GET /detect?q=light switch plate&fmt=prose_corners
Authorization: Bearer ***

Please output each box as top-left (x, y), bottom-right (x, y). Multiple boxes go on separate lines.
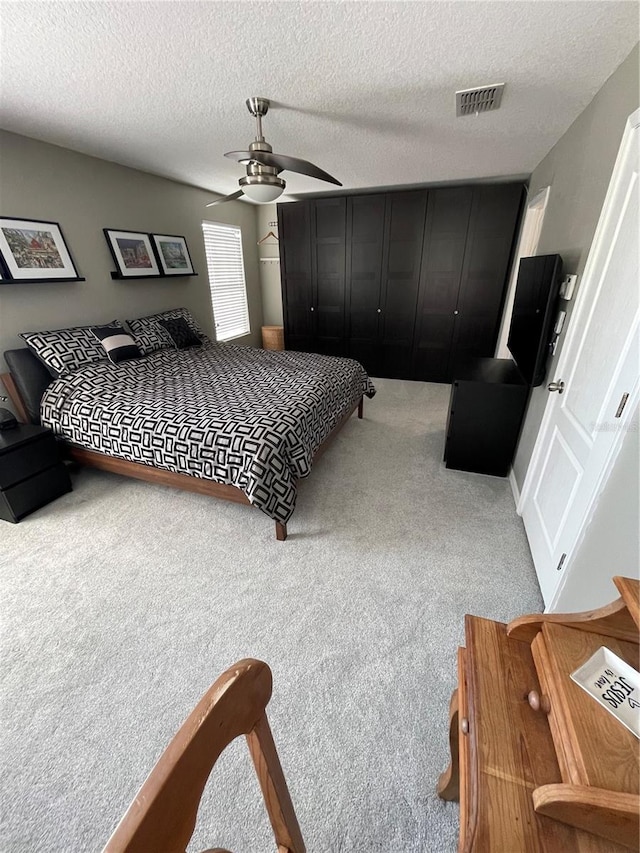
top-left (560, 274), bottom-right (577, 300)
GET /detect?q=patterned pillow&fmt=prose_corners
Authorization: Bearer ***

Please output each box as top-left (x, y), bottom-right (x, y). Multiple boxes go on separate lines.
top-left (91, 322), bottom-right (142, 364)
top-left (157, 317), bottom-right (201, 350)
top-left (20, 323), bottom-right (114, 377)
top-left (126, 308), bottom-right (204, 355)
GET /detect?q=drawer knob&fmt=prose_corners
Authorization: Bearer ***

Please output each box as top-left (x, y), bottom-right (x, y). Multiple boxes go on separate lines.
top-left (461, 717), bottom-right (469, 735)
top-left (528, 690), bottom-right (551, 714)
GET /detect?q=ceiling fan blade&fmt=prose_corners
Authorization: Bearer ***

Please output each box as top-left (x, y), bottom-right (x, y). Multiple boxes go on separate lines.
top-left (251, 151), bottom-right (342, 186)
top-left (205, 189), bottom-right (244, 207)
top-left (224, 151), bottom-right (255, 163)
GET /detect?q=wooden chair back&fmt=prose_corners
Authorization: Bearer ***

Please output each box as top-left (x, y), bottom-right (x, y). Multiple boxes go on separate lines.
top-left (103, 659), bottom-right (305, 853)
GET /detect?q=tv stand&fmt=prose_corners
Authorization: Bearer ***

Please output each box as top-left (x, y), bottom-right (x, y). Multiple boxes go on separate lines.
top-left (444, 357), bottom-right (529, 477)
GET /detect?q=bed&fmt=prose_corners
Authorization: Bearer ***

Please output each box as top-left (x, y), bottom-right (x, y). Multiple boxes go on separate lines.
top-left (2, 314), bottom-right (375, 540)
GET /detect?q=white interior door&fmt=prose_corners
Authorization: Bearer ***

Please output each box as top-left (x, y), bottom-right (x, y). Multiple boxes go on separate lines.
top-left (519, 110), bottom-right (640, 610)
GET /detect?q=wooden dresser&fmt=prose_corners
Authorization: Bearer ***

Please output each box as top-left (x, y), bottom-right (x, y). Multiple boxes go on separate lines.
top-left (438, 576), bottom-right (640, 852)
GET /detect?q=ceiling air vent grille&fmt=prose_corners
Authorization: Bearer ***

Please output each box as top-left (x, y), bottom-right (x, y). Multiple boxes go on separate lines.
top-left (456, 83), bottom-right (505, 117)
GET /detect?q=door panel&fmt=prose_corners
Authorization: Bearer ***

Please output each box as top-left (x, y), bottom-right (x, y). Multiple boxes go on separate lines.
top-left (521, 115), bottom-right (640, 608)
top-left (346, 194), bottom-right (385, 375)
top-left (415, 314), bottom-right (457, 382)
top-left (380, 344), bottom-right (415, 379)
top-left (450, 184), bottom-right (523, 378)
top-left (348, 341), bottom-right (381, 376)
top-left (565, 181), bottom-right (639, 431)
top-left (414, 188), bottom-right (473, 382)
top-left (279, 200), bottom-right (311, 275)
top-left (278, 201), bottom-right (313, 351)
top-left (312, 198), bottom-right (346, 353)
top-left (532, 427), bottom-right (583, 551)
top-left (379, 191), bottom-right (427, 378)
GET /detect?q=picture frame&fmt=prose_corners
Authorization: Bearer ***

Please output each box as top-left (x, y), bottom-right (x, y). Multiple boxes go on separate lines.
top-left (151, 233), bottom-right (195, 276)
top-left (0, 217), bottom-right (81, 280)
top-left (104, 229), bottom-right (160, 277)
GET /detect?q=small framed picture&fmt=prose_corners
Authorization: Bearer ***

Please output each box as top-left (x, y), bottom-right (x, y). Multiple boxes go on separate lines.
top-left (104, 229), bottom-right (159, 277)
top-left (151, 234), bottom-right (194, 276)
top-left (0, 217), bottom-right (81, 280)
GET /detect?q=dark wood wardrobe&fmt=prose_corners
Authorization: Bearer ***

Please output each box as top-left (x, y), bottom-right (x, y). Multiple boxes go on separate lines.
top-left (277, 182), bottom-right (523, 382)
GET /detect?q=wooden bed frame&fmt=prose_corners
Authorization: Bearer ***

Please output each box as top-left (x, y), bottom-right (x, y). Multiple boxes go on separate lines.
top-left (2, 369), bottom-right (363, 541)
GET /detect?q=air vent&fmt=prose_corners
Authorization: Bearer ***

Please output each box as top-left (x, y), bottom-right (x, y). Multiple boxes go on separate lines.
top-left (456, 83), bottom-right (505, 117)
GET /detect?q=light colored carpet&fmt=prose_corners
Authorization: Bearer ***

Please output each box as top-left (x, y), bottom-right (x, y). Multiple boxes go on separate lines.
top-left (0, 378), bottom-right (543, 852)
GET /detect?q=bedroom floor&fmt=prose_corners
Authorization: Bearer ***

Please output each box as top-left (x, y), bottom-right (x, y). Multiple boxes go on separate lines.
top-left (0, 378), bottom-right (543, 853)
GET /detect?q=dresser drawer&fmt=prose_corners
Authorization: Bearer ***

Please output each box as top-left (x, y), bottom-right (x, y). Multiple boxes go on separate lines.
top-left (534, 622), bottom-right (640, 794)
top-left (0, 463), bottom-right (71, 522)
top-left (457, 646), bottom-right (471, 847)
top-left (463, 616), bottom-right (564, 850)
top-left (459, 616), bottom-right (625, 852)
top-left (442, 588), bottom-right (639, 853)
top-left (0, 432), bottom-right (62, 489)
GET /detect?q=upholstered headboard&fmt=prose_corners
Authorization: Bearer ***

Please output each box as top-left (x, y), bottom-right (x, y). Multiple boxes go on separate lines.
top-left (2, 348), bottom-right (53, 425)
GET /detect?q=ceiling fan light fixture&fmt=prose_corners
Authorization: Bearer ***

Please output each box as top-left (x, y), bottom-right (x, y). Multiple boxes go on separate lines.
top-left (210, 98), bottom-right (340, 207)
top-left (242, 184), bottom-right (284, 203)
top-left (239, 174), bottom-right (286, 203)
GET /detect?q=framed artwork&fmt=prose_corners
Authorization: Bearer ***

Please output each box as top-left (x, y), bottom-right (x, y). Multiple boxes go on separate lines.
top-left (0, 217), bottom-right (81, 280)
top-left (104, 229), bottom-right (159, 277)
top-left (151, 234), bottom-right (194, 276)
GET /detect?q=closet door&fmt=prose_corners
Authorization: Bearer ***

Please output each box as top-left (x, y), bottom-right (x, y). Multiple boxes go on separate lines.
top-left (278, 201), bottom-right (313, 351)
top-left (413, 187), bottom-right (473, 382)
top-left (379, 190), bottom-right (428, 378)
top-left (346, 194), bottom-right (386, 375)
top-left (450, 184), bottom-right (524, 377)
top-left (311, 198), bottom-right (346, 356)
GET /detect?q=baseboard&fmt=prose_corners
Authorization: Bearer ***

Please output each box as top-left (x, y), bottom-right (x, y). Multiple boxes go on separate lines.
top-left (509, 467), bottom-right (521, 512)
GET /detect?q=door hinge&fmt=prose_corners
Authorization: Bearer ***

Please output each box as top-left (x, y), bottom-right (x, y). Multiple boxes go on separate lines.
top-left (556, 553), bottom-right (567, 572)
top-left (615, 392), bottom-right (629, 419)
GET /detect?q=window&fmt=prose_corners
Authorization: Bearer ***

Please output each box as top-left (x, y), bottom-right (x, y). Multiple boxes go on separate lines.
top-left (202, 221), bottom-right (250, 341)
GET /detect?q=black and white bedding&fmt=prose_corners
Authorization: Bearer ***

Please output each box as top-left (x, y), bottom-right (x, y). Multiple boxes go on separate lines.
top-left (41, 341), bottom-right (376, 523)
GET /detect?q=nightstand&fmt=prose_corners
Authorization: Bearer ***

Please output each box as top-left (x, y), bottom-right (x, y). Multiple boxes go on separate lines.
top-left (0, 424), bottom-right (72, 522)
top-left (438, 576), bottom-right (639, 851)
top-left (444, 358), bottom-right (530, 477)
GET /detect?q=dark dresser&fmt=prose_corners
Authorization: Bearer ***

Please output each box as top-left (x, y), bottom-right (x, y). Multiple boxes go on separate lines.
top-left (444, 358), bottom-right (530, 477)
top-left (0, 424), bottom-right (72, 522)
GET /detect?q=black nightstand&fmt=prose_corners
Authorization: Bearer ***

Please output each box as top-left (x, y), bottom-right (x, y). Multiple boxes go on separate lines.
top-left (0, 424), bottom-right (72, 522)
top-left (444, 358), bottom-right (530, 477)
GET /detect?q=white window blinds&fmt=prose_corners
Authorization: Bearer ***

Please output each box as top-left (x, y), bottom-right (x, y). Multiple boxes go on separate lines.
top-left (202, 221), bottom-right (250, 341)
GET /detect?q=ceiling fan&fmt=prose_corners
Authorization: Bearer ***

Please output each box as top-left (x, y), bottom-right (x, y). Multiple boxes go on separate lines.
top-left (206, 97), bottom-right (342, 206)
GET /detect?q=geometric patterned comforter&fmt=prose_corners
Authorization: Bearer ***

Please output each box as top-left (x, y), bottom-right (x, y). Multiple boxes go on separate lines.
top-left (41, 340), bottom-right (376, 523)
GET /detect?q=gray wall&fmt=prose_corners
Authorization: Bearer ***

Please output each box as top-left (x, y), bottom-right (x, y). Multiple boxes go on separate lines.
top-left (513, 43), bottom-right (639, 488)
top-left (256, 203), bottom-right (283, 326)
top-left (0, 131), bottom-right (263, 407)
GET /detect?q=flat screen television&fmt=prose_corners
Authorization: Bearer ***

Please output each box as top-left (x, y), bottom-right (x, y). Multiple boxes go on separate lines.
top-left (507, 254), bottom-right (563, 386)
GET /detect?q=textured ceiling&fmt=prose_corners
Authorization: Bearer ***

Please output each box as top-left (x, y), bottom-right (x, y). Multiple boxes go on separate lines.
top-left (1, 2), bottom-right (638, 203)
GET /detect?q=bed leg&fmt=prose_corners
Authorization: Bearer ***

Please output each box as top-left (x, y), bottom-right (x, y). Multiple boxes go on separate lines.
top-left (275, 521), bottom-right (287, 541)
top-left (358, 397), bottom-right (364, 419)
